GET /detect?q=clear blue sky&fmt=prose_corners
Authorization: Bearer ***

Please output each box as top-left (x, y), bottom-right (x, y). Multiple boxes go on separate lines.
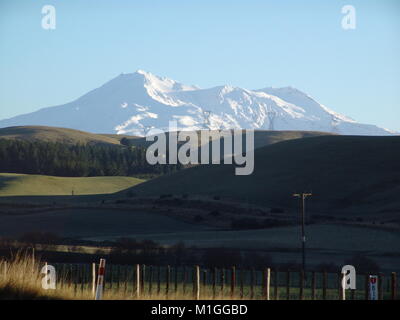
top-left (0, 0), bottom-right (399, 131)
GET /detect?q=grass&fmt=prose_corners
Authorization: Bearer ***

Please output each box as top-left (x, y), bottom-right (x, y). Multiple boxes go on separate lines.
top-left (0, 173), bottom-right (144, 196)
top-left (0, 126), bottom-right (123, 145)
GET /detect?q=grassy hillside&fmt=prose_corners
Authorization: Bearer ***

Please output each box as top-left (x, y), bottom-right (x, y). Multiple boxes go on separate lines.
top-left (0, 173), bottom-right (144, 196)
top-left (0, 126), bottom-right (334, 150)
top-left (125, 135), bottom-right (400, 214)
top-left (0, 126), bottom-right (122, 145)
top-left (122, 129), bottom-right (335, 150)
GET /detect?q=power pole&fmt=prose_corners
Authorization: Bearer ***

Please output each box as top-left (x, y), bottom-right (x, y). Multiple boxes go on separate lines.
top-left (293, 192), bottom-right (312, 274)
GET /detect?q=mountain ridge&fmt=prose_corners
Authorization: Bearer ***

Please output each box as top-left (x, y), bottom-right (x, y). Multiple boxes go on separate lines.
top-left (0, 70), bottom-right (395, 136)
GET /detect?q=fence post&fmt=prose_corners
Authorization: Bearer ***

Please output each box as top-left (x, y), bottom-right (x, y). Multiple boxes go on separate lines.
top-left (250, 269), bottom-right (255, 299)
top-left (166, 265), bottom-right (170, 299)
top-left (136, 264), bottom-right (141, 298)
top-left (149, 266), bottom-right (153, 295)
top-left (174, 266), bottom-right (179, 294)
top-left (124, 266), bottom-right (128, 294)
top-left (391, 272), bottom-right (397, 300)
top-left (378, 273), bottom-right (384, 300)
top-left (322, 271), bottom-right (327, 300)
top-left (116, 265), bottom-right (120, 291)
top-left (340, 271), bottom-right (346, 300)
top-left (212, 268), bottom-right (217, 299)
top-left (274, 269), bottom-right (279, 300)
top-left (365, 274), bottom-right (369, 300)
top-left (239, 269), bottom-right (244, 299)
top-left (80, 265), bottom-right (84, 293)
top-left (95, 259), bottom-right (106, 300)
top-left (92, 263), bottom-right (96, 297)
top-left (221, 268), bottom-right (225, 297)
top-left (286, 270), bottom-right (291, 300)
top-left (231, 266), bottom-right (236, 298)
top-left (195, 265), bottom-right (200, 300)
top-left (311, 271), bottom-right (316, 300)
top-left (141, 265), bottom-right (146, 294)
top-left (157, 266), bottom-right (161, 295)
top-left (68, 264), bottom-right (73, 288)
top-left (263, 268), bottom-right (271, 300)
top-left (109, 265), bottom-right (113, 291)
top-left (299, 270), bottom-right (304, 300)
top-left (183, 266), bottom-right (187, 294)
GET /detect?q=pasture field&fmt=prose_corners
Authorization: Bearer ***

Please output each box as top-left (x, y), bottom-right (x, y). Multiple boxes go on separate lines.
top-left (0, 208), bottom-right (210, 238)
top-left (0, 173), bottom-right (144, 196)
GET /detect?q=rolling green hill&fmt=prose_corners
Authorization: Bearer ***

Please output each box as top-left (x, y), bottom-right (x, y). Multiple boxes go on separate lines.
top-left (0, 126), bottom-right (123, 145)
top-left (0, 173), bottom-right (144, 196)
top-left (124, 135), bottom-right (400, 214)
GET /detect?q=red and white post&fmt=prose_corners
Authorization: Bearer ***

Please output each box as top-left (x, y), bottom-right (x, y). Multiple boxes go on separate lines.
top-left (95, 259), bottom-right (106, 300)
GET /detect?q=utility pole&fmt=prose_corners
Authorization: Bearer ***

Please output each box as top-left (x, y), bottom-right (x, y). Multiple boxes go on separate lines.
top-left (293, 192), bottom-right (312, 274)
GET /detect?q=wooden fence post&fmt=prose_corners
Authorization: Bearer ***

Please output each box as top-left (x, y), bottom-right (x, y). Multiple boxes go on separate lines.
top-left (183, 267), bottom-right (187, 294)
top-left (239, 269), bottom-right (244, 299)
top-left (166, 265), bottom-right (171, 299)
top-left (286, 270), bottom-right (291, 300)
top-left (109, 265), bottom-right (113, 290)
top-left (92, 263), bottom-right (96, 297)
top-left (68, 264), bottom-right (73, 288)
top-left (340, 271), bottom-right (346, 300)
top-left (250, 269), bottom-right (255, 299)
top-left (263, 268), bottom-right (271, 300)
top-left (231, 266), bottom-right (236, 298)
top-left (274, 269), bottom-right (279, 300)
top-left (174, 266), bottom-right (179, 293)
top-left (157, 266), bottom-right (161, 295)
top-left (195, 265), bottom-right (200, 300)
top-left (80, 265), bottom-right (84, 293)
top-left (221, 268), bottom-right (225, 296)
top-left (212, 268), bottom-right (217, 299)
top-left (136, 264), bottom-right (140, 298)
top-left (391, 272), bottom-right (397, 300)
top-left (149, 266), bottom-right (153, 295)
top-left (116, 265), bottom-right (120, 291)
top-left (141, 265), bottom-right (146, 293)
top-left (73, 264), bottom-right (77, 294)
top-left (124, 266), bottom-right (128, 294)
top-left (322, 271), bottom-right (327, 300)
top-left (299, 270), bottom-right (304, 300)
top-left (311, 271), bottom-right (316, 300)
top-left (378, 273), bottom-right (384, 300)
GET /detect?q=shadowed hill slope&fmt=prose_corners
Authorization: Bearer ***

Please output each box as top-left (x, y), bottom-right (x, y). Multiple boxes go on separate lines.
top-left (124, 135), bottom-right (400, 214)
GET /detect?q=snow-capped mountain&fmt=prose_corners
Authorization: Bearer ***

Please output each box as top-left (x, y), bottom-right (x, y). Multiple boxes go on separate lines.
top-left (0, 70), bottom-right (395, 136)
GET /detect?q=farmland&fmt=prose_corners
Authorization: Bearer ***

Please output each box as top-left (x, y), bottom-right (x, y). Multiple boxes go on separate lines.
top-left (0, 173), bottom-right (144, 196)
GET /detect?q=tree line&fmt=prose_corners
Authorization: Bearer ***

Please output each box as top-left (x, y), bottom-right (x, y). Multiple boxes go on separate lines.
top-left (0, 139), bottom-right (183, 177)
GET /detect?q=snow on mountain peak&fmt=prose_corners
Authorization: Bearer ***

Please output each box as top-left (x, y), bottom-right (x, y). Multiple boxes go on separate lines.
top-left (0, 71), bottom-right (395, 136)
